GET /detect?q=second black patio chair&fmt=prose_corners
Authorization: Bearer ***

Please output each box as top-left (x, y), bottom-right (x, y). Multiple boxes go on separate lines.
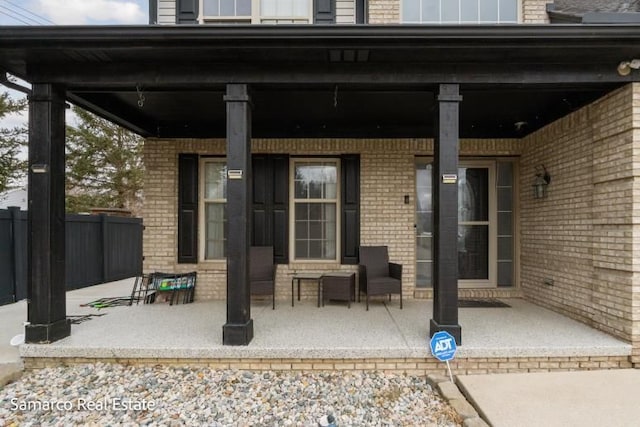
top-left (250, 246), bottom-right (276, 309)
top-left (358, 246), bottom-right (403, 310)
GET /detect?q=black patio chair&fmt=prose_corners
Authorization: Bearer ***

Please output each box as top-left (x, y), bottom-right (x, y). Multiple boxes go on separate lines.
top-left (358, 246), bottom-right (403, 310)
top-left (250, 246), bottom-right (276, 309)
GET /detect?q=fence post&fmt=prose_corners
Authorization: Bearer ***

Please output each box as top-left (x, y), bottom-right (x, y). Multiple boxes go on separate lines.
top-left (100, 214), bottom-right (109, 283)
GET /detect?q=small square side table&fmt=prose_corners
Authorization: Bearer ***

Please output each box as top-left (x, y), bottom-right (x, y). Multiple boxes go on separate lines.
top-left (291, 272), bottom-right (323, 307)
top-left (321, 272), bottom-right (356, 308)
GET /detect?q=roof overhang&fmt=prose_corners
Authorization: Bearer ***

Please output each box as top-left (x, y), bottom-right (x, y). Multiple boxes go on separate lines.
top-left (1, 25), bottom-right (639, 138)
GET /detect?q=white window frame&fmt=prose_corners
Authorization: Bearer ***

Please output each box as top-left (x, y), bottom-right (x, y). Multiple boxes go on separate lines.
top-left (415, 158), bottom-right (498, 288)
top-left (289, 158), bottom-right (341, 263)
top-left (401, 0), bottom-right (521, 24)
top-left (199, 0), bottom-right (313, 24)
top-left (199, 157), bottom-right (227, 262)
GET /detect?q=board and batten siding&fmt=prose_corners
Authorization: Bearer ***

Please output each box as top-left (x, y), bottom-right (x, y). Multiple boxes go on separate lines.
top-left (336, 0), bottom-right (356, 24)
top-left (158, 0), bottom-right (177, 24)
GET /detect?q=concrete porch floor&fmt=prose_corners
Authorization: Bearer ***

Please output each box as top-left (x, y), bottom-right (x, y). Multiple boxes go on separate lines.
top-left (16, 278), bottom-right (631, 362)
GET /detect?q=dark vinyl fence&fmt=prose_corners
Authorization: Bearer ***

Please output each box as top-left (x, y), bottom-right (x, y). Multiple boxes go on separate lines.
top-left (0, 208), bottom-right (142, 304)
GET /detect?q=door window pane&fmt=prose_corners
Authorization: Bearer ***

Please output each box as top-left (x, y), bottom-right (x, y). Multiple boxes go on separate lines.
top-left (458, 225), bottom-right (489, 280)
top-left (458, 168), bottom-right (488, 222)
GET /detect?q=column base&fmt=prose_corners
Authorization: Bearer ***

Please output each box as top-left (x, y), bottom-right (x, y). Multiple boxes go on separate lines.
top-left (430, 319), bottom-right (462, 345)
top-left (25, 318), bottom-right (71, 344)
top-left (223, 319), bottom-right (254, 345)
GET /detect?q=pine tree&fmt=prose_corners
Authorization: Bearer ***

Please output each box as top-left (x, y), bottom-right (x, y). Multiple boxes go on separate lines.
top-left (66, 106), bottom-right (144, 214)
top-left (0, 92), bottom-right (27, 193)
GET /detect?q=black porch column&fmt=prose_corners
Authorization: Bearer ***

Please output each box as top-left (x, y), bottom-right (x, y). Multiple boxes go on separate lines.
top-left (222, 84), bottom-right (254, 345)
top-left (25, 83), bottom-right (70, 343)
top-left (430, 84), bottom-right (462, 345)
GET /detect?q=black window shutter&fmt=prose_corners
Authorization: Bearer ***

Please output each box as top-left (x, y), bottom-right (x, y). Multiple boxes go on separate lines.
top-left (178, 154), bottom-right (198, 263)
top-left (149, 0), bottom-right (158, 24)
top-left (176, 0), bottom-right (199, 24)
top-left (252, 155), bottom-right (289, 264)
top-left (341, 154), bottom-right (360, 264)
top-left (314, 0), bottom-right (336, 24)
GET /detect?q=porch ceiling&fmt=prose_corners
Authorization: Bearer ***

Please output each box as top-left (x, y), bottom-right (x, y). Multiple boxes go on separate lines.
top-left (1, 25), bottom-right (638, 138)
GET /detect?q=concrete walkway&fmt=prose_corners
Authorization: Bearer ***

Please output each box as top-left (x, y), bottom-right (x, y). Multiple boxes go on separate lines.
top-left (458, 369), bottom-right (640, 427)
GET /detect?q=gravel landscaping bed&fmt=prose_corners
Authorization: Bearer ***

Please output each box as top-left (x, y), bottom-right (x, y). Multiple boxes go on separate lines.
top-left (0, 363), bottom-right (461, 426)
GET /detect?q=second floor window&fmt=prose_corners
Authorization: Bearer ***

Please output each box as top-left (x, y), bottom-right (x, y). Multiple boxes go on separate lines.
top-left (402, 0), bottom-right (518, 24)
top-left (202, 0), bottom-right (312, 24)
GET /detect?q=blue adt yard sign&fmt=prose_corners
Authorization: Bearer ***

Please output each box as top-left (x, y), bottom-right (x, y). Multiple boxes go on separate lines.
top-left (430, 331), bottom-right (457, 362)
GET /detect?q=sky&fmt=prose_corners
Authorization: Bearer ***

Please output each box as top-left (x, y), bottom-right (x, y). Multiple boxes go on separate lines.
top-left (1, 0), bottom-right (150, 129)
top-left (0, 0), bottom-right (148, 26)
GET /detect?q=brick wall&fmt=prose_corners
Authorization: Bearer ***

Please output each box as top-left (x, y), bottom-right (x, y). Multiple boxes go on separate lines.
top-left (520, 85), bottom-right (639, 361)
top-left (368, 0), bottom-right (399, 23)
top-left (25, 355), bottom-right (632, 374)
top-left (143, 138), bottom-right (521, 302)
top-left (522, 0), bottom-right (550, 23)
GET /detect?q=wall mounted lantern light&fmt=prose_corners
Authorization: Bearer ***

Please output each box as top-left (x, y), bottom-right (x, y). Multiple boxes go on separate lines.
top-left (533, 165), bottom-right (551, 199)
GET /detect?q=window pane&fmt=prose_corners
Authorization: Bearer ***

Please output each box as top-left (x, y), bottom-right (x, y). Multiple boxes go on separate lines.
top-left (422, 0), bottom-right (440, 22)
top-left (442, 0), bottom-right (459, 22)
top-left (458, 168), bottom-right (488, 222)
top-left (416, 261), bottom-right (432, 287)
top-left (237, 0), bottom-right (251, 15)
top-left (205, 163), bottom-right (227, 199)
top-left (219, 0), bottom-right (235, 15)
top-left (458, 225), bottom-right (488, 279)
top-left (417, 235), bottom-right (432, 260)
top-left (498, 261), bottom-right (513, 287)
top-left (204, 0), bottom-right (220, 15)
top-left (499, 0), bottom-right (518, 22)
top-left (295, 240), bottom-right (308, 258)
top-left (205, 203), bottom-right (226, 259)
top-left (498, 211), bottom-right (512, 236)
top-left (498, 236), bottom-right (513, 259)
top-left (402, 0), bottom-right (420, 22)
top-left (497, 161), bottom-right (513, 186)
top-left (294, 202), bottom-right (336, 260)
top-left (261, 0), bottom-right (276, 16)
top-left (277, 0), bottom-right (293, 16)
top-left (294, 180), bottom-right (308, 198)
top-left (479, 0), bottom-right (498, 22)
top-left (461, 0), bottom-right (478, 22)
top-left (293, 0), bottom-right (308, 16)
top-left (497, 187), bottom-right (512, 211)
top-left (294, 163), bottom-right (337, 200)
